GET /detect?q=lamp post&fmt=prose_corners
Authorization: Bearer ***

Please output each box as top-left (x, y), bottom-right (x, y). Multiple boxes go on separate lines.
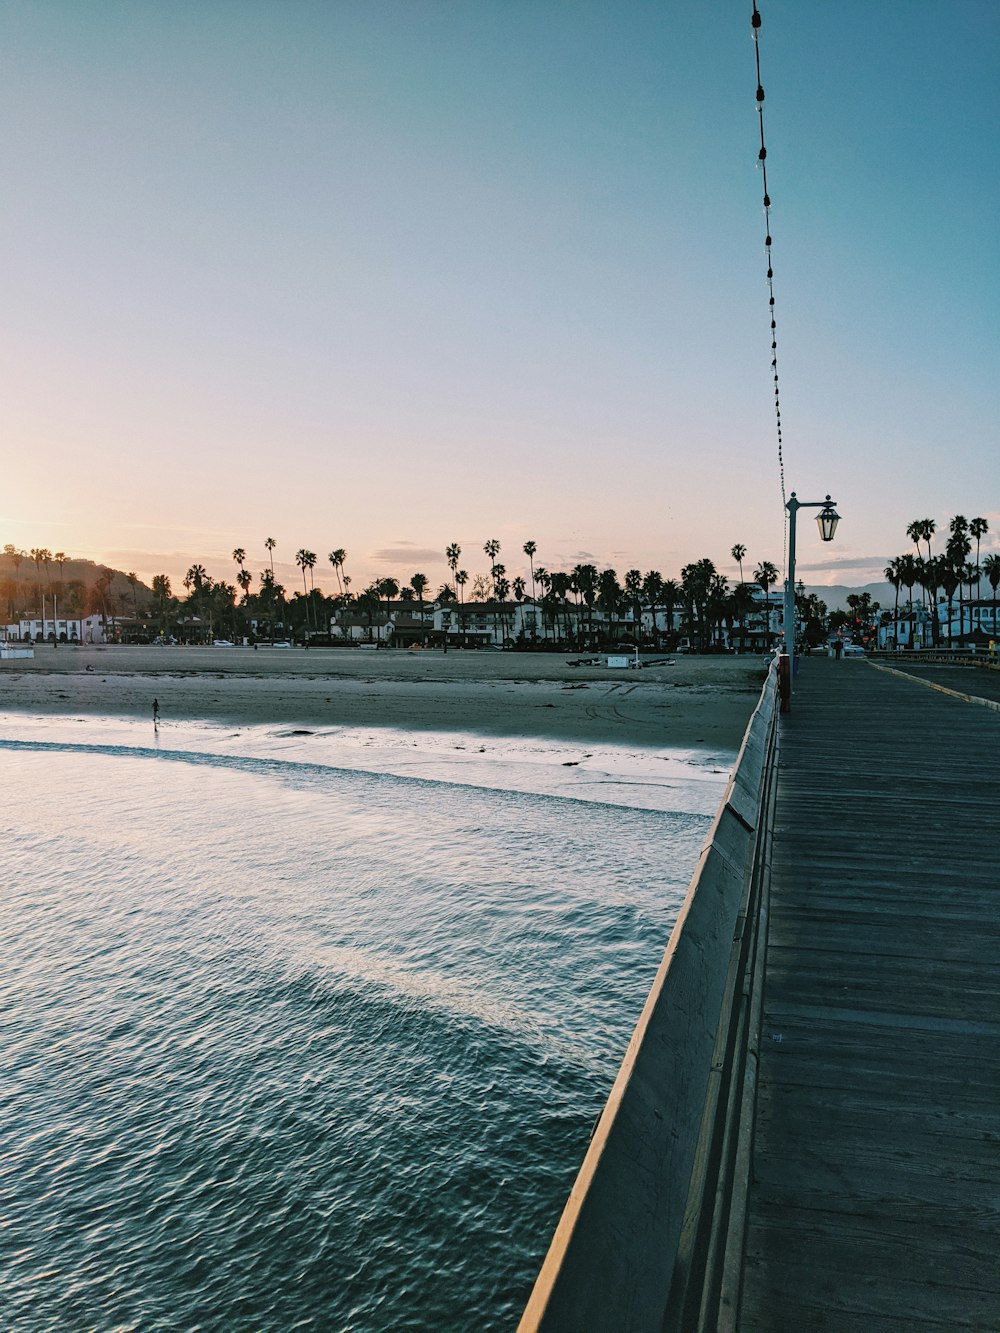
top-left (782, 492), bottom-right (840, 691)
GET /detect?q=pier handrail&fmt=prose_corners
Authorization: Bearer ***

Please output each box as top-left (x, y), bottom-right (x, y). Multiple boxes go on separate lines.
top-left (519, 663), bottom-right (779, 1332)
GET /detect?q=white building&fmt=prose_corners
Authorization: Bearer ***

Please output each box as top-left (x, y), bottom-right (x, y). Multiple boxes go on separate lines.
top-left (3, 615), bottom-right (106, 644)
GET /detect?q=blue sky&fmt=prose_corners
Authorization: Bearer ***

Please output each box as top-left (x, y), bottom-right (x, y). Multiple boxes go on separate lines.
top-left (2, 0), bottom-right (997, 593)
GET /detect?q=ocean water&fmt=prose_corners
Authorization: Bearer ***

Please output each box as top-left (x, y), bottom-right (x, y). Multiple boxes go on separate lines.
top-left (0, 714), bottom-right (733, 1331)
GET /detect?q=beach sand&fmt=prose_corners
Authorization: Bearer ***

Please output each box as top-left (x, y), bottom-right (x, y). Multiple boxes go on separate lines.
top-left (0, 645), bottom-right (766, 751)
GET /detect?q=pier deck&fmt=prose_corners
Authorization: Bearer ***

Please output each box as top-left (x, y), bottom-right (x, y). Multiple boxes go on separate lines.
top-left (739, 657), bottom-right (1000, 1329)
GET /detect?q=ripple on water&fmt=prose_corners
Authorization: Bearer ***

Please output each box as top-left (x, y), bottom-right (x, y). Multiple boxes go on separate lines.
top-left (0, 728), bottom-right (728, 1329)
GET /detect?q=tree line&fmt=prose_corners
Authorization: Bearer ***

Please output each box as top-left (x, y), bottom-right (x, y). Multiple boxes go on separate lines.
top-left (885, 516), bottom-right (998, 646)
top-left (135, 538), bottom-right (795, 649)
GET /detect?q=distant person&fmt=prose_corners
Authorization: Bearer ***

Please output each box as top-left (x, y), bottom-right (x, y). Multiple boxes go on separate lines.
top-left (152, 697), bottom-right (160, 725)
top-left (833, 640), bottom-right (843, 660)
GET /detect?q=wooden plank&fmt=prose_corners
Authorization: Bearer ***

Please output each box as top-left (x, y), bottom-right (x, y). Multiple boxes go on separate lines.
top-left (738, 659), bottom-right (1000, 1328)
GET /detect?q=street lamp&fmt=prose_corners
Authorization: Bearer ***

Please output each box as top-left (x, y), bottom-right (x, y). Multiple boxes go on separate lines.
top-left (782, 492), bottom-right (840, 680)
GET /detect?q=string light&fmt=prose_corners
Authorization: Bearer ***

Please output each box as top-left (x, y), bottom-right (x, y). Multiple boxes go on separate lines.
top-left (750, 1), bottom-right (788, 566)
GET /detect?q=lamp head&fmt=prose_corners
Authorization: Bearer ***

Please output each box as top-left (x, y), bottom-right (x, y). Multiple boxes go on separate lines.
top-left (816, 496), bottom-right (840, 543)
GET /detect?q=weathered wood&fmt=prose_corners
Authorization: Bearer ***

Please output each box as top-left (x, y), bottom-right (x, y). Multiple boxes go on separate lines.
top-left (738, 658), bottom-right (1000, 1329)
top-left (518, 670), bottom-right (780, 1333)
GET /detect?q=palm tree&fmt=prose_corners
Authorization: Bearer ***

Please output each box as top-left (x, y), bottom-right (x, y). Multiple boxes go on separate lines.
top-left (730, 582), bottom-right (757, 653)
top-left (184, 563), bottom-right (208, 594)
top-left (183, 564), bottom-right (212, 640)
top-left (906, 518), bottom-right (935, 563)
top-left (534, 567), bottom-right (551, 642)
top-left (151, 574), bottom-right (173, 636)
top-left (549, 570), bottom-right (572, 645)
top-left (410, 572), bottom-right (429, 641)
top-left (937, 559), bottom-right (959, 646)
top-left (233, 547), bottom-right (246, 574)
top-left (982, 553), bottom-right (1000, 640)
top-left (483, 539), bottom-right (501, 641)
top-left (295, 549), bottom-right (312, 629)
top-left (455, 568), bottom-right (469, 646)
top-left (376, 577), bottom-right (399, 647)
top-left (624, 569), bottom-right (643, 646)
top-left (126, 571), bottom-right (140, 620)
top-left (29, 548), bottom-right (46, 619)
top-left (754, 560), bottom-right (779, 648)
top-left (970, 518), bottom-right (989, 598)
top-left (9, 547), bottom-right (25, 611)
top-left (884, 559), bottom-right (902, 646)
top-left (946, 517), bottom-right (971, 643)
top-left (328, 549), bottom-right (347, 596)
top-left (237, 568), bottom-right (252, 604)
top-left (642, 570), bottom-right (663, 648)
top-left (573, 563), bottom-right (599, 646)
top-left (660, 579), bottom-right (680, 648)
top-left (598, 569), bottom-right (621, 646)
top-left (681, 559), bottom-right (717, 650)
top-left (707, 573), bottom-right (730, 649)
top-left (731, 544), bottom-right (747, 586)
top-left (52, 551), bottom-right (67, 610)
top-left (264, 537), bottom-right (277, 575)
top-left (523, 540), bottom-right (538, 608)
top-left (919, 554), bottom-right (943, 647)
top-left (897, 553), bottom-right (919, 608)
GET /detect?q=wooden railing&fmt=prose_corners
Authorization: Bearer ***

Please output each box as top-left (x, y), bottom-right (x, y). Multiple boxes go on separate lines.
top-left (868, 648), bottom-right (1000, 671)
top-left (518, 666), bottom-right (779, 1332)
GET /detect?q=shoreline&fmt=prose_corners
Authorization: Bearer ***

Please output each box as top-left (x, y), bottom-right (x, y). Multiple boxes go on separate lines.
top-left (0, 646), bottom-right (766, 752)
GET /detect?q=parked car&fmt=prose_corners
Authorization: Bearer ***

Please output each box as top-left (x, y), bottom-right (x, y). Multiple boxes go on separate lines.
top-left (842, 644), bottom-right (865, 657)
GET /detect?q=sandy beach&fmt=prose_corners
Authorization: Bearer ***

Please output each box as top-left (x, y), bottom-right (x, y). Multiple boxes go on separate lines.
top-left (0, 645), bottom-right (766, 751)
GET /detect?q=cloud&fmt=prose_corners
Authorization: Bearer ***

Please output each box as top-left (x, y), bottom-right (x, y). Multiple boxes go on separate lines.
top-left (798, 554), bottom-right (893, 573)
top-left (369, 546), bottom-right (445, 565)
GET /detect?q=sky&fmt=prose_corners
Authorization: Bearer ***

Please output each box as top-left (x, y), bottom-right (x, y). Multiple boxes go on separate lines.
top-left (2, 0), bottom-right (997, 597)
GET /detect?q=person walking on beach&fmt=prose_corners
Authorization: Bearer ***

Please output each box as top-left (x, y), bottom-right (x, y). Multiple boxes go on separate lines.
top-left (152, 697), bottom-right (160, 726)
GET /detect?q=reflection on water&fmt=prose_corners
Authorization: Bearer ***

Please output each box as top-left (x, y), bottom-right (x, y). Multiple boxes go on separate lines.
top-left (0, 716), bottom-right (731, 1330)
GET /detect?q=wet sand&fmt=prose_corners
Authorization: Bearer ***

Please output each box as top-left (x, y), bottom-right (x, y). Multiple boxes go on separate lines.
top-left (0, 645), bottom-right (767, 751)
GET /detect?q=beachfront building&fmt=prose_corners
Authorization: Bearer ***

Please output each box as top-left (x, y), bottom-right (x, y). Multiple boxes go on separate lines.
top-left (878, 598), bottom-right (999, 651)
top-left (330, 602), bottom-right (439, 647)
top-left (3, 614), bottom-right (106, 644)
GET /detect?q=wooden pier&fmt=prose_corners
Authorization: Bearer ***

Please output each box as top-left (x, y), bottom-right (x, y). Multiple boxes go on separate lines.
top-left (738, 657), bottom-right (1000, 1328)
top-left (521, 656), bottom-right (1000, 1330)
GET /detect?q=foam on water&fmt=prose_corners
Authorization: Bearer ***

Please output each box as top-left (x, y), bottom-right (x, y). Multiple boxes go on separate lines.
top-left (0, 712), bottom-right (733, 1329)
